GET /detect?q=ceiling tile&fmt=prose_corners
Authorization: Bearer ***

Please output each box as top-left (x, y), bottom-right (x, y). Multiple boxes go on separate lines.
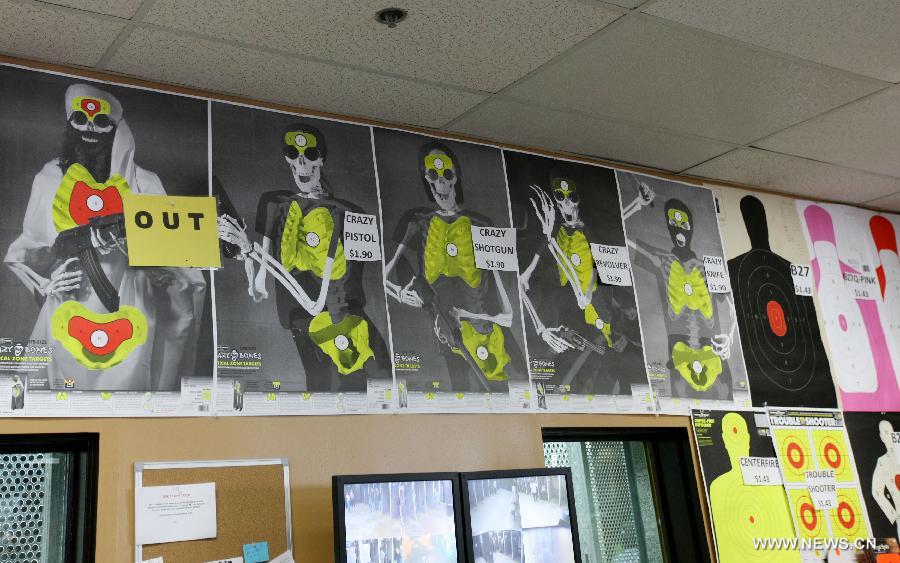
top-left (503, 15), bottom-right (885, 144)
top-left (866, 191), bottom-right (900, 213)
top-left (445, 97), bottom-right (735, 171)
top-left (40, 0), bottom-right (144, 19)
top-left (755, 86), bottom-right (900, 178)
top-left (684, 148), bottom-right (900, 204)
top-left (106, 28), bottom-right (485, 128)
top-left (645, 0), bottom-right (900, 82)
top-left (143, 0), bottom-right (622, 93)
top-left (0, 0), bottom-right (124, 66)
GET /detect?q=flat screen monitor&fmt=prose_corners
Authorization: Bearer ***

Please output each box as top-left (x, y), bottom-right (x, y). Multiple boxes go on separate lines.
top-left (333, 472), bottom-right (465, 563)
top-left (461, 468), bottom-right (581, 563)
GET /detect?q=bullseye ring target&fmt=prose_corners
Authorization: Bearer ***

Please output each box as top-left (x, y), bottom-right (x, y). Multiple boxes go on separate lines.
top-left (789, 489), bottom-right (825, 539)
top-left (813, 430), bottom-right (852, 482)
top-left (829, 490), bottom-right (867, 539)
top-left (774, 429), bottom-right (812, 483)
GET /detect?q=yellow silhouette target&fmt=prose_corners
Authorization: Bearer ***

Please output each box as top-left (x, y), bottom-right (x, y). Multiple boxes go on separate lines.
top-left (709, 413), bottom-right (800, 562)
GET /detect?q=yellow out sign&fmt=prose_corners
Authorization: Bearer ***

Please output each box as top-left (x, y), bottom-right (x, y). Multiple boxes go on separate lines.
top-left (123, 194), bottom-right (221, 268)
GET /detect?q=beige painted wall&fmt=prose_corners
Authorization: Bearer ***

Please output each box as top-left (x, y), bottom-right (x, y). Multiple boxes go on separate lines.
top-left (1, 413), bottom-right (712, 562)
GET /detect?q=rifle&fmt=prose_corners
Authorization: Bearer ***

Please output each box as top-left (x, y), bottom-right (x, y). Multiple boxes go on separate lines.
top-left (557, 325), bottom-right (606, 356)
top-left (52, 214), bottom-right (125, 312)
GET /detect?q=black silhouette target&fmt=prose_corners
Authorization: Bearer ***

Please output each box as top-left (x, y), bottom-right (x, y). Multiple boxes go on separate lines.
top-left (732, 250), bottom-right (816, 390)
top-left (728, 196), bottom-right (836, 407)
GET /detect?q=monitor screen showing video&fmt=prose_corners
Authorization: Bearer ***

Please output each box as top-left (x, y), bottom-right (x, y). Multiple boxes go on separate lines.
top-left (342, 478), bottom-right (460, 563)
top-left (466, 473), bottom-right (577, 563)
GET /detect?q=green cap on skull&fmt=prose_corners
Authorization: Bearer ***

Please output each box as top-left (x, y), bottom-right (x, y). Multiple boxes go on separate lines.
top-left (552, 177), bottom-right (576, 198)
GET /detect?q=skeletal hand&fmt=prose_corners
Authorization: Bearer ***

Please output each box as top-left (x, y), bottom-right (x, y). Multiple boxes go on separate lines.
top-left (541, 326), bottom-right (574, 354)
top-left (218, 214), bottom-right (252, 259)
top-left (433, 316), bottom-right (451, 347)
top-left (44, 258), bottom-right (82, 296)
top-left (637, 181), bottom-right (655, 206)
top-left (712, 333), bottom-right (731, 360)
top-left (529, 185), bottom-right (556, 239)
top-left (251, 274), bottom-right (268, 302)
top-left (90, 226), bottom-right (123, 255)
top-left (399, 277), bottom-right (424, 308)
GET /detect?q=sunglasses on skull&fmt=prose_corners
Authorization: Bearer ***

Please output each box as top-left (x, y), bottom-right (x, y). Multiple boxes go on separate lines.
top-left (70, 111), bottom-right (113, 129)
top-left (553, 189), bottom-right (579, 204)
top-left (283, 144), bottom-right (321, 161)
top-left (425, 167), bottom-right (455, 182)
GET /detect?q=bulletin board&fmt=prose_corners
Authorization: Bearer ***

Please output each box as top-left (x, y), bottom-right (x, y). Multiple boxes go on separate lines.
top-left (135, 458), bottom-right (292, 562)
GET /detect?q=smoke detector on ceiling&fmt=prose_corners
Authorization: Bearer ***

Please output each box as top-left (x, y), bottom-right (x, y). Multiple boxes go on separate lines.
top-left (375, 8), bottom-right (408, 28)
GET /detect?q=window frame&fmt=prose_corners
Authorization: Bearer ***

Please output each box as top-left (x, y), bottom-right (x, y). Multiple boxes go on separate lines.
top-left (0, 432), bottom-right (99, 563)
top-left (542, 426), bottom-right (711, 563)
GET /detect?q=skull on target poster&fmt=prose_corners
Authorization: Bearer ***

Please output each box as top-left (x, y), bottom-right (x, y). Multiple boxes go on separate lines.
top-left (618, 171), bottom-right (749, 413)
top-left (0, 65), bottom-right (213, 416)
top-left (714, 187), bottom-right (838, 409)
top-left (372, 129), bottom-right (531, 412)
top-left (690, 408), bottom-right (800, 563)
top-left (767, 408), bottom-right (872, 546)
top-left (795, 201), bottom-right (900, 412)
top-left (212, 103), bottom-right (394, 415)
top-left (504, 151), bottom-right (652, 412)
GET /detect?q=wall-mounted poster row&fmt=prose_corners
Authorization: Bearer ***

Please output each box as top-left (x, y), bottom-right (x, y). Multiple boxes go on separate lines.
top-left (0, 63), bottom-right (897, 417)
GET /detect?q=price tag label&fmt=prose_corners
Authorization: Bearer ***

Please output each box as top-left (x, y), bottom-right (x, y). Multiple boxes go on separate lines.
top-left (703, 255), bottom-right (732, 293)
top-left (591, 244), bottom-right (633, 286)
top-left (892, 433), bottom-right (900, 464)
top-left (739, 457), bottom-right (783, 486)
top-left (842, 271), bottom-right (879, 300)
top-left (471, 226), bottom-right (517, 271)
top-left (343, 211), bottom-right (381, 261)
top-left (790, 263), bottom-right (814, 296)
top-left (806, 469), bottom-right (838, 510)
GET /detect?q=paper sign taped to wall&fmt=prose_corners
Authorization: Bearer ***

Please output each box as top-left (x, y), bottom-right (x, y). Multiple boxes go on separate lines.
top-left (136, 482), bottom-right (217, 545)
top-left (123, 194), bottom-right (221, 268)
top-left (471, 226), bottom-right (517, 271)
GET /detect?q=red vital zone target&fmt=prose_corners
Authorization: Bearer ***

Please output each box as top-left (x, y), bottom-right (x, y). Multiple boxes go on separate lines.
top-left (69, 181), bottom-right (124, 225)
top-left (68, 316), bottom-right (134, 356)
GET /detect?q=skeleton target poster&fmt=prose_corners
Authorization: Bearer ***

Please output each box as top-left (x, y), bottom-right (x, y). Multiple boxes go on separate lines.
top-left (795, 201), bottom-right (900, 412)
top-left (618, 171), bottom-right (749, 414)
top-left (504, 151), bottom-right (652, 412)
top-left (372, 129), bottom-right (531, 412)
top-left (212, 103), bottom-right (393, 415)
top-left (691, 408), bottom-right (800, 563)
top-left (0, 65), bottom-right (213, 416)
top-left (716, 187), bottom-right (838, 409)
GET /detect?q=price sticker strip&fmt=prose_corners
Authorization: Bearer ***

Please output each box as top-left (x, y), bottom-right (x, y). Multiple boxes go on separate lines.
top-left (471, 226), bottom-right (518, 271)
top-left (343, 211), bottom-right (381, 261)
top-left (766, 408), bottom-right (871, 541)
top-left (703, 255), bottom-right (732, 293)
top-left (790, 263), bottom-right (813, 297)
top-left (590, 243), bottom-right (633, 286)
